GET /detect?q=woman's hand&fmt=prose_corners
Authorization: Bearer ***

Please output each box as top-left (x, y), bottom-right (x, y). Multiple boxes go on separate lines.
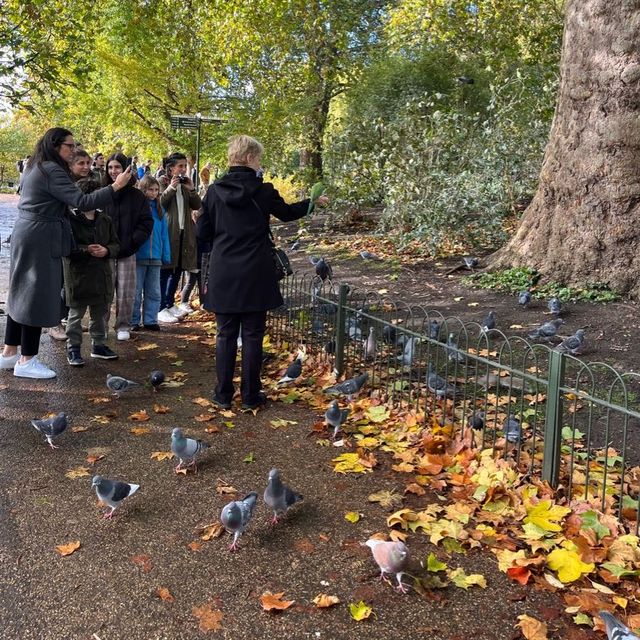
top-left (316, 194), bottom-right (330, 207)
top-left (87, 244), bottom-right (108, 258)
top-left (112, 165), bottom-right (132, 191)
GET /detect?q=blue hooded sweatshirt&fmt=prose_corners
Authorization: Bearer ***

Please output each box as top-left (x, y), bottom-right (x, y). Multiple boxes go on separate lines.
top-left (136, 200), bottom-right (171, 265)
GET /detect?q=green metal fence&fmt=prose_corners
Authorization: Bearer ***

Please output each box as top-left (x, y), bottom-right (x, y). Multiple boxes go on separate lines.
top-left (267, 273), bottom-right (640, 534)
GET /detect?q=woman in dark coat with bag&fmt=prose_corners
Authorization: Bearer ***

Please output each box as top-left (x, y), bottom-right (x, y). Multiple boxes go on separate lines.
top-left (0, 128), bottom-right (133, 379)
top-left (197, 134), bottom-right (328, 410)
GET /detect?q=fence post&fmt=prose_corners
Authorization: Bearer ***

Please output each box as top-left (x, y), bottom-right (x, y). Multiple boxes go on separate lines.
top-left (333, 284), bottom-right (348, 376)
top-left (542, 350), bottom-right (566, 487)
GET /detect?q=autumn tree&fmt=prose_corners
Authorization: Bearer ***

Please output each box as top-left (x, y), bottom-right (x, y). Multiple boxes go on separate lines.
top-left (489, 0), bottom-right (640, 297)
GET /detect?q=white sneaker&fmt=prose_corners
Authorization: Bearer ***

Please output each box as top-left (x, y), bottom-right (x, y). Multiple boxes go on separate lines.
top-left (158, 309), bottom-right (179, 324)
top-left (0, 353), bottom-right (20, 369)
top-left (168, 305), bottom-right (188, 319)
top-left (117, 330), bottom-right (131, 341)
top-left (13, 356), bottom-right (56, 379)
top-left (178, 302), bottom-right (194, 314)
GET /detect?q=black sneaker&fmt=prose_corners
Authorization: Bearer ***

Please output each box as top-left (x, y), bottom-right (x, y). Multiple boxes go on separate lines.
top-left (241, 392), bottom-right (268, 411)
top-left (131, 324), bottom-right (142, 332)
top-left (212, 394), bottom-right (232, 410)
top-left (91, 345), bottom-right (119, 360)
top-left (67, 348), bottom-right (85, 367)
top-left (144, 324), bottom-right (161, 332)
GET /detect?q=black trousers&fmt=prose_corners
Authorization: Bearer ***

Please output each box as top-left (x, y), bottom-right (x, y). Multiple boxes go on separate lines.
top-left (4, 315), bottom-right (42, 356)
top-left (215, 311), bottom-right (267, 405)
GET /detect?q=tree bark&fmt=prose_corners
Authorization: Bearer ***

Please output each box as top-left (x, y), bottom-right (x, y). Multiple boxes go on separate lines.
top-left (489, 0), bottom-right (640, 297)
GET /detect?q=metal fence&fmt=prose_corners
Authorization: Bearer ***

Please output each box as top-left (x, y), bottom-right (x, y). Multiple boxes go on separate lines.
top-left (267, 273), bottom-right (640, 533)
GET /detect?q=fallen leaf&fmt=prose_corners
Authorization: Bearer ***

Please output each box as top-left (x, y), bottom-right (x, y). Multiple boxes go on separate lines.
top-left (194, 413), bottom-right (215, 422)
top-left (426, 553), bottom-right (448, 572)
top-left (293, 538), bottom-right (315, 553)
top-left (507, 566), bottom-right (531, 585)
top-left (153, 404), bottom-right (171, 414)
top-left (65, 466), bottom-right (91, 479)
top-left (129, 410), bottom-right (150, 422)
top-left (546, 543), bottom-right (595, 583)
top-left (130, 555), bottom-right (153, 573)
top-left (345, 511), bottom-right (361, 523)
top-left (205, 425), bottom-right (220, 433)
top-left (192, 602), bottom-right (223, 632)
top-left (157, 587), bottom-right (175, 602)
top-left (243, 452), bottom-right (256, 463)
top-left (260, 591), bottom-right (294, 611)
top-left (349, 600), bottom-right (373, 621)
top-left (524, 500), bottom-right (571, 532)
top-left (171, 360), bottom-right (184, 367)
top-left (150, 451), bottom-right (174, 461)
top-left (71, 425), bottom-right (89, 433)
top-left (332, 452), bottom-right (373, 474)
top-left (220, 409), bottom-right (236, 418)
top-left (130, 427), bottom-right (151, 436)
top-left (313, 594), bottom-right (340, 608)
top-left (192, 397), bottom-right (213, 407)
top-left (162, 380), bottom-right (185, 388)
top-left (200, 522), bottom-right (225, 540)
top-left (368, 490), bottom-right (404, 509)
top-left (447, 568), bottom-right (487, 589)
top-left (517, 615), bottom-right (548, 640)
top-left (86, 454), bottom-right (104, 465)
top-left (188, 541), bottom-right (203, 551)
top-left (270, 418), bottom-right (298, 429)
top-left (137, 342), bottom-right (159, 351)
top-left (89, 396), bottom-right (111, 404)
top-left (55, 541), bottom-right (81, 556)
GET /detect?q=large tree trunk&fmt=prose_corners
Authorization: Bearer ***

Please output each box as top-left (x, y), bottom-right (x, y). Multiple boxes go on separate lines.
top-left (489, 0), bottom-right (640, 297)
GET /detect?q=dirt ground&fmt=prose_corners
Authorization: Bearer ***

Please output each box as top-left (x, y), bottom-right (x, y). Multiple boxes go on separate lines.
top-left (0, 194), bottom-right (623, 639)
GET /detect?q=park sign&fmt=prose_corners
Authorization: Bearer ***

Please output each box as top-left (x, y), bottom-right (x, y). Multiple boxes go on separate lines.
top-left (169, 114), bottom-right (223, 130)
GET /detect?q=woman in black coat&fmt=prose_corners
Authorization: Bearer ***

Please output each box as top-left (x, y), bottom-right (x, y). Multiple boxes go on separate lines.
top-left (102, 153), bottom-right (153, 341)
top-left (197, 135), bottom-right (327, 410)
top-left (0, 128), bottom-right (133, 379)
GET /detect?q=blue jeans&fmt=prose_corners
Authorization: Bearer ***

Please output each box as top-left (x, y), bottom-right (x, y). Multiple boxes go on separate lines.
top-left (132, 264), bottom-right (161, 326)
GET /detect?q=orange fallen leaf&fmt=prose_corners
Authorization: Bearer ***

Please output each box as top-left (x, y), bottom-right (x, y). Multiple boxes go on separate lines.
top-left (153, 404), bottom-right (171, 414)
top-left (56, 540), bottom-right (81, 556)
top-left (517, 615), bottom-right (548, 640)
top-left (405, 483), bottom-right (426, 496)
top-left (150, 451), bottom-right (174, 461)
top-left (194, 413), bottom-right (215, 422)
top-left (129, 410), bottom-right (150, 422)
top-left (86, 454), bottom-right (105, 465)
top-left (192, 397), bottom-right (213, 407)
top-left (215, 483), bottom-right (237, 495)
top-left (200, 522), bottom-right (225, 541)
top-left (157, 587), bottom-right (175, 602)
top-left (188, 541), bottom-right (203, 551)
top-left (205, 425), bottom-right (220, 433)
top-left (130, 427), bottom-right (151, 436)
top-left (293, 538), bottom-right (315, 554)
top-left (130, 554), bottom-right (153, 573)
top-left (65, 466), bottom-right (91, 479)
top-left (313, 594), bottom-right (340, 608)
top-left (260, 591), bottom-right (294, 611)
top-left (192, 603), bottom-right (223, 632)
top-left (71, 425), bottom-right (89, 433)
top-left (507, 566), bottom-right (532, 585)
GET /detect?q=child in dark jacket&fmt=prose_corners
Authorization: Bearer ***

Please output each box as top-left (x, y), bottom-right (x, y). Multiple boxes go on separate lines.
top-left (132, 175), bottom-right (171, 330)
top-left (64, 177), bottom-right (120, 366)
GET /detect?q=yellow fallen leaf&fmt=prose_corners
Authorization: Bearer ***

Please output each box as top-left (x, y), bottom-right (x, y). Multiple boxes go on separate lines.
top-left (56, 540), bottom-right (81, 556)
top-left (447, 568), bottom-right (487, 589)
top-left (313, 594), bottom-right (340, 608)
top-left (517, 615), bottom-right (548, 640)
top-left (349, 601), bottom-right (373, 621)
top-left (130, 427), bottom-right (151, 436)
top-left (150, 451), bottom-right (174, 461)
top-left (137, 342), bottom-right (159, 351)
top-left (332, 452), bottom-right (372, 474)
top-left (200, 522), bottom-right (225, 540)
top-left (345, 511), bottom-right (361, 523)
top-left (524, 500), bottom-right (571, 532)
top-left (546, 542), bottom-right (595, 583)
top-left (65, 466), bottom-right (91, 479)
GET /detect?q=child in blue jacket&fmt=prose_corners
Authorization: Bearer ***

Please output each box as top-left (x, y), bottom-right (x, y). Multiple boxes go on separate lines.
top-left (131, 175), bottom-right (171, 331)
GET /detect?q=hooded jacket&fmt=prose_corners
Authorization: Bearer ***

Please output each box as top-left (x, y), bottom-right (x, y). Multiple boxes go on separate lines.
top-left (135, 200), bottom-right (171, 264)
top-left (196, 166), bottom-right (310, 314)
top-left (103, 184), bottom-right (153, 258)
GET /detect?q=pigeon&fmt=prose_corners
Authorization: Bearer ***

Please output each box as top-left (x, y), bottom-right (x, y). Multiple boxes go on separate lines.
top-left (504, 414), bottom-right (522, 444)
top-left (480, 310), bottom-right (496, 335)
top-left (290, 240), bottom-right (301, 251)
top-left (360, 250), bottom-right (381, 261)
top-left (462, 256), bottom-right (479, 270)
top-left (31, 412), bottom-right (68, 449)
top-left (264, 468), bottom-right (303, 524)
top-left (325, 400), bottom-right (350, 439)
top-left (277, 347), bottom-right (306, 384)
top-left (548, 297), bottom-right (561, 316)
top-left (312, 257), bottom-right (332, 281)
top-left (365, 539), bottom-right (409, 594)
top-left (470, 410), bottom-right (485, 431)
top-left (382, 324), bottom-right (397, 345)
top-left (363, 327), bottom-right (376, 360)
top-left (397, 336), bottom-right (419, 366)
top-left (149, 370), bottom-right (165, 392)
top-left (556, 329), bottom-right (586, 355)
top-left (92, 475), bottom-right (140, 519)
top-left (429, 320), bottom-right (440, 341)
top-left (427, 364), bottom-right (457, 399)
top-left (528, 318), bottom-right (564, 341)
top-left (106, 374), bottom-right (139, 397)
top-left (599, 611), bottom-right (639, 640)
top-left (518, 290), bottom-right (531, 308)
top-left (170, 427), bottom-right (210, 472)
top-left (324, 372), bottom-right (369, 400)
top-left (220, 491), bottom-right (258, 552)
top-left (446, 333), bottom-right (466, 364)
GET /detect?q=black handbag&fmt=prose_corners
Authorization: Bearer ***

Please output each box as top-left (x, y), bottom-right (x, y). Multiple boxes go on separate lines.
top-left (252, 198), bottom-right (293, 281)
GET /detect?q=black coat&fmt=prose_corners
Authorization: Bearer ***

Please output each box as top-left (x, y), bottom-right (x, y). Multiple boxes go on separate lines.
top-left (103, 185), bottom-right (153, 258)
top-left (196, 166), bottom-right (310, 314)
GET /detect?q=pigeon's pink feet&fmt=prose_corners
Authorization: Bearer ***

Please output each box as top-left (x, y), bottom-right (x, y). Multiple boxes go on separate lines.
top-left (396, 581), bottom-right (408, 594)
top-left (102, 510), bottom-right (115, 520)
top-left (270, 515), bottom-right (280, 525)
top-left (228, 542), bottom-right (238, 552)
top-left (48, 443), bottom-right (60, 449)
top-left (174, 464), bottom-right (184, 474)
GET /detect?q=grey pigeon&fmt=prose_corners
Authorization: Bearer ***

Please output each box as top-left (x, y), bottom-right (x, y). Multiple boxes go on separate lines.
top-left (278, 348), bottom-right (305, 384)
top-left (31, 412), bottom-right (68, 449)
top-left (480, 310), bottom-right (496, 335)
top-left (548, 297), bottom-right (561, 316)
top-left (462, 256), bottom-right (479, 270)
top-left (470, 411), bottom-right (485, 431)
top-left (106, 373), bottom-right (139, 397)
top-left (220, 491), bottom-right (258, 552)
top-left (325, 400), bottom-right (350, 439)
top-left (363, 327), bottom-right (376, 360)
top-left (518, 291), bottom-right (531, 308)
top-left (324, 372), bottom-right (369, 400)
top-left (264, 468), bottom-right (303, 524)
top-left (360, 250), bottom-right (381, 261)
top-left (313, 257), bottom-right (332, 281)
top-left (528, 318), bottom-right (564, 341)
top-left (397, 336), bottom-right (418, 366)
top-left (599, 611), bottom-right (639, 640)
top-left (365, 539), bottom-right (410, 594)
top-left (92, 475), bottom-right (140, 519)
top-left (170, 427), bottom-right (210, 472)
top-left (556, 329), bottom-right (585, 355)
top-left (382, 324), bottom-right (397, 345)
top-left (149, 370), bottom-right (165, 392)
top-left (446, 333), bottom-right (466, 364)
top-left (429, 320), bottom-right (440, 341)
top-left (504, 414), bottom-right (522, 444)
top-left (427, 364), bottom-right (457, 399)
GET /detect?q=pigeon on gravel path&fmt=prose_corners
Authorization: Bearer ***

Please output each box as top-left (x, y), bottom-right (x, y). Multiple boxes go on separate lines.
top-left (365, 539), bottom-right (410, 593)
top-left (220, 492), bottom-right (258, 552)
top-left (171, 428), bottom-right (210, 473)
top-left (106, 374), bottom-right (139, 397)
top-left (92, 475), bottom-right (139, 519)
top-left (325, 400), bottom-right (350, 439)
top-left (264, 468), bottom-right (303, 524)
top-left (31, 412), bottom-right (68, 448)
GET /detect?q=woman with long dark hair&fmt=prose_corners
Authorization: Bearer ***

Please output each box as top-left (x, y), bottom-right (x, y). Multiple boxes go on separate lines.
top-left (0, 127), bottom-right (132, 379)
